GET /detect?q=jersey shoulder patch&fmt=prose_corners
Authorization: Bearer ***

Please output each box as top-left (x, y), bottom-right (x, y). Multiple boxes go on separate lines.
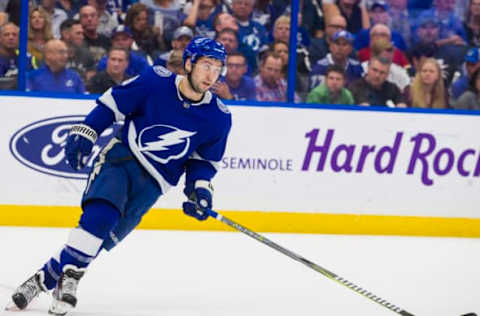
top-left (216, 97), bottom-right (230, 114)
top-left (153, 65), bottom-right (173, 78)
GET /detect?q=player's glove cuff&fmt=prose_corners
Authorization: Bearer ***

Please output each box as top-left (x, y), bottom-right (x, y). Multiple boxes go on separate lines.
top-left (69, 124), bottom-right (98, 143)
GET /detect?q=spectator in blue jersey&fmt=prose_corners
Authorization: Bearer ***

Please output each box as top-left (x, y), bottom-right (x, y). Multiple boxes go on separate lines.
top-left (214, 52), bottom-right (256, 100)
top-left (215, 27), bottom-right (257, 75)
top-left (87, 47), bottom-right (130, 93)
top-left (309, 30), bottom-right (363, 91)
top-left (353, 1), bottom-right (408, 51)
top-left (454, 68), bottom-right (480, 110)
top-left (97, 25), bottom-right (149, 77)
top-left (11, 37), bottom-right (231, 316)
top-left (79, 5), bottom-right (111, 63)
top-left (27, 39), bottom-right (85, 93)
top-left (183, 0), bottom-right (221, 39)
top-left (307, 64), bottom-right (355, 104)
top-left (450, 47), bottom-right (480, 103)
top-left (154, 25), bottom-right (194, 67)
top-left (231, 0), bottom-right (270, 54)
top-left (430, 0), bottom-right (468, 44)
top-left (412, 13), bottom-right (467, 85)
top-left (0, 23), bottom-right (37, 90)
top-left (413, 7), bottom-right (466, 47)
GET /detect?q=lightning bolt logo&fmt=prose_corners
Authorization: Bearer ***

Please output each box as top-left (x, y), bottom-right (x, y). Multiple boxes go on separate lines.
top-left (137, 125), bottom-right (197, 164)
top-left (140, 129), bottom-right (196, 152)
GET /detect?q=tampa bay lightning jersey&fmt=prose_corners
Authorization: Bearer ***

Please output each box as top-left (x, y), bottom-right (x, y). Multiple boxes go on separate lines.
top-left (96, 65), bottom-right (232, 194)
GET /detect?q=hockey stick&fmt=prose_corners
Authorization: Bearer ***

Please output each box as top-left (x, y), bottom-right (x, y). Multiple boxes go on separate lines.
top-left (206, 209), bottom-right (415, 316)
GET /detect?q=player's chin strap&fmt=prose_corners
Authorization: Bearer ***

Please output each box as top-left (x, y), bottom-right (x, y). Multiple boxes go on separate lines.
top-left (205, 208), bottom-right (416, 316)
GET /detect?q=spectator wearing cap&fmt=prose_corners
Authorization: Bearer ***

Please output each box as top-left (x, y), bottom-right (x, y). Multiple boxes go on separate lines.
top-left (357, 24), bottom-right (409, 67)
top-left (183, 0), bottom-right (221, 39)
top-left (97, 25), bottom-right (149, 77)
top-left (354, 1), bottom-right (408, 51)
top-left (349, 55), bottom-right (407, 107)
top-left (414, 7), bottom-right (466, 47)
top-left (87, 47), bottom-right (130, 94)
top-left (85, 0), bottom-right (119, 37)
top-left (413, 12), bottom-right (467, 84)
top-left (60, 18), bottom-right (96, 83)
top-left (79, 5), bottom-right (111, 63)
top-left (154, 25), bottom-right (193, 67)
top-left (215, 28), bottom-right (257, 75)
top-left (450, 47), bottom-right (480, 102)
top-left (309, 30), bottom-right (363, 91)
top-left (307, 64), bottom-right (354, 104)
top-left (27, 39), bottom-right (85, 93)
top-left (361, 38), bottom-right (410, 92)
top-left (231, 0), bottom-right (269, 54)
top-left (308, 14), bottom-right (347, 66)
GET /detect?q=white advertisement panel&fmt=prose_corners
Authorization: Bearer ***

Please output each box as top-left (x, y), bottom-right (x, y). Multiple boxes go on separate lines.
top-left (2, 95), bottom-right (480, 218)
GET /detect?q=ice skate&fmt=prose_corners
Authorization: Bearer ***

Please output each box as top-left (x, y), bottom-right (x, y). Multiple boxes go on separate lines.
top-left (10, 270), bottom-right (47, 310)
top-left (48, 265), bottom-right (85, 316)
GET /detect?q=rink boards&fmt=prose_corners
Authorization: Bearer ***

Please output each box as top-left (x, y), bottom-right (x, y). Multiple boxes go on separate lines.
top-left (1, 94), bottom-right (480, 237)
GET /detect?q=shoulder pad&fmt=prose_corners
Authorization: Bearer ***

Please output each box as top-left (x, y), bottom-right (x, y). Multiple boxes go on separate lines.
top-left (153, 65), bottom-right (173, 78)
top-left (216, 98), bottom-right (230, 114)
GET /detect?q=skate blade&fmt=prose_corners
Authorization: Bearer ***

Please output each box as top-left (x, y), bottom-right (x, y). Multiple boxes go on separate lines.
top-left (4, 301), bottom-right (21, 311)
top-left (48, 299), bottom-right (71, 316)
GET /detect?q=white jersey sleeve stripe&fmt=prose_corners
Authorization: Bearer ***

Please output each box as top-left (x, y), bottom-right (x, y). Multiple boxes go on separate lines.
top-left (98, 88), bottom-right (126, 122)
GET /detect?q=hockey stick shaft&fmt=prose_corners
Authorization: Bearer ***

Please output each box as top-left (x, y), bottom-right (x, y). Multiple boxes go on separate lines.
top-left (206, 209), bottom-right (415, 316)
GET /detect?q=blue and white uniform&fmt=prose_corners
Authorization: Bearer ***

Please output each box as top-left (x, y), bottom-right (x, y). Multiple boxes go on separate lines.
top-left (95, 65), bottom-right (231, 195)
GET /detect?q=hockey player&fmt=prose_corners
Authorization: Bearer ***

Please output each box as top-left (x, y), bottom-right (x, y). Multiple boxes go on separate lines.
top-left (9, 37), bottom-right (231, 315)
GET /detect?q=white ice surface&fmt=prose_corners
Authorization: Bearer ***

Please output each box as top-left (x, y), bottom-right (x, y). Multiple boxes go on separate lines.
top-left (0, 226), bottom-right (478, 316)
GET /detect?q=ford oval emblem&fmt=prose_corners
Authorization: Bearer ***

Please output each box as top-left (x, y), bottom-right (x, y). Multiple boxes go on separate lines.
top-left (9, 115), bottom-right (121, 179)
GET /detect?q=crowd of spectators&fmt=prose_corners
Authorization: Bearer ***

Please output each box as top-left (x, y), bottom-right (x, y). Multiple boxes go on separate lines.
top-left (1, 0), bottom-right (480, 110)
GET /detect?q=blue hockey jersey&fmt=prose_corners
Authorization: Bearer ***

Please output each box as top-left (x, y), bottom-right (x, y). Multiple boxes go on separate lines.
top-left (95, 65), bottom-right (232, 194)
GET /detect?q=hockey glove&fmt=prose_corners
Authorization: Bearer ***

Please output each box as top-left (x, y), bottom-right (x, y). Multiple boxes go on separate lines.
top-left (65, 124), bottom-right (98, 171)
top-left (182, 181), bottom-right (213, 221)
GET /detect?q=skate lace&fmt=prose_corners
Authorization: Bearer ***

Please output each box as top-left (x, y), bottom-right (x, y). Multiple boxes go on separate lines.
top-left (20, 278), bottom-right (40, 300)
top-left (61, 276), bottom-right (78, 296)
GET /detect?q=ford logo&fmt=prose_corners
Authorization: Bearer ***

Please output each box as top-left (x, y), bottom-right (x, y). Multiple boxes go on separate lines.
top-left (9, 115), bottom-right (121, 179)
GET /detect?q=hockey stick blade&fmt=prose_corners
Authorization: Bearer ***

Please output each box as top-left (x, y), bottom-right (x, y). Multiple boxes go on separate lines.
top-left (206, 209), bottom-right (415, 316)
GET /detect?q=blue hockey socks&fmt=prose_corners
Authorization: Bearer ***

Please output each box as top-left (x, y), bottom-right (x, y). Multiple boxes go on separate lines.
top-left (39, 200), bottom-right (120, 289)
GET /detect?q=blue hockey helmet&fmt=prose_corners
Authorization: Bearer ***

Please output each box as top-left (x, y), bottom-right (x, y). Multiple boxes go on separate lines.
top-left (183, 37), bottom-right (227, 76)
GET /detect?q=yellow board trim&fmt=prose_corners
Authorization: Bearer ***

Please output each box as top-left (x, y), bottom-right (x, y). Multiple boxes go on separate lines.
top-left (0, 204), bottom-right (479, 238)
